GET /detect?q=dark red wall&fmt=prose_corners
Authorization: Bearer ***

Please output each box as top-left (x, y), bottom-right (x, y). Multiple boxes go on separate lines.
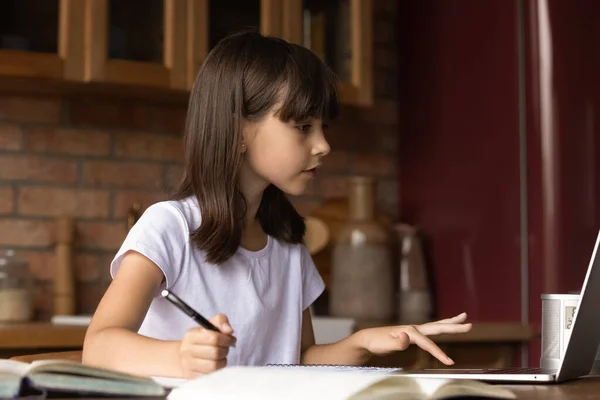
top-left (397, 0), bottom-right (522, 322)
top-left (397, 0), bottom-right (600, 366)
top-left (524, 0), bottom-right (600, 365)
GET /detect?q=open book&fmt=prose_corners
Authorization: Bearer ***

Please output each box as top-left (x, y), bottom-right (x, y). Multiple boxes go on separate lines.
top-left (0, 358), bottom-right (166, 398)
top-left (167, 366), bottom-right (516, 400)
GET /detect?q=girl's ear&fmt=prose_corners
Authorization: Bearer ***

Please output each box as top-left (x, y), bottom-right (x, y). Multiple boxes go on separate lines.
top-left (240, 118), bottom-right (257, 152)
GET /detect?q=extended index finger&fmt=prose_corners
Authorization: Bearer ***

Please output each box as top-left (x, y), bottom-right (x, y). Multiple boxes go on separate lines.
top-left (410, 331), bottom-right (454, 366)
top-left (432, 312), bottom-right (468, 324)
top-left (418, 322), bottom-right (472, 336)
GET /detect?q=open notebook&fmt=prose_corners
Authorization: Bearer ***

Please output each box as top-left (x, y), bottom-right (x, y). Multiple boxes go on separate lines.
top-left (0, 359), bottom-right (166, 398)
top-left (167, 366), bottom-right (516, 400)
top-left (152, 364), bottom-right (403, 388)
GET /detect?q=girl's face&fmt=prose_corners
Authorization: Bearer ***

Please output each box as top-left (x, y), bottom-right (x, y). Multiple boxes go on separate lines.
top-left (242, 109), bottom-right (330, 196)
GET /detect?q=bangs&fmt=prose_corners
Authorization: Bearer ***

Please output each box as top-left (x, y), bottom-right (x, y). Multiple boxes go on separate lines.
top-left (275, 44), bottom-right (340, 123)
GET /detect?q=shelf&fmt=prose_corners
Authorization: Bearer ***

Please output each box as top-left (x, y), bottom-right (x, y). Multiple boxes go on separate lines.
top-left (0, 322), bottom-right (87, 349)
top-left (0, 320), bottom-right (537, 352)
top-left (0, 75), bottom-right (189, 104)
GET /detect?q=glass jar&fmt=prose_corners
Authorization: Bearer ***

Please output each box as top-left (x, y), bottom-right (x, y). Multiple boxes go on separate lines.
top-left (393, 223), bottom-right (434, 324)
top-left (329, 176), bottom-right (395, 321)
top-left (0, 250), bottom-right (34, 322)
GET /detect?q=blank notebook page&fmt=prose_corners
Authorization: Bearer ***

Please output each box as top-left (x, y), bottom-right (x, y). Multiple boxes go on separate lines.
top-left (166, 366), bottom-right (394, 400)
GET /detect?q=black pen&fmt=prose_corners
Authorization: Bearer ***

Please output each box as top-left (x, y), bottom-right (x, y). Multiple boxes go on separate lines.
top-left (161, 289), bottom-right (220, 332)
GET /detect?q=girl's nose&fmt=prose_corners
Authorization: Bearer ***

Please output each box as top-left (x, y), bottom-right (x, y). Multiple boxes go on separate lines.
top-left (313, 133), bottom-right (330, 157)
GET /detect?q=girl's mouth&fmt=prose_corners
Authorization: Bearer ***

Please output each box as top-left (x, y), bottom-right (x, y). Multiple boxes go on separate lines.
top-left (302, 168), bottom-right (317, 177)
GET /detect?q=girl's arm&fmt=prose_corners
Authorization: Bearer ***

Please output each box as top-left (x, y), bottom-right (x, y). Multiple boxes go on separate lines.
top-left (84, 250), bottom-right (235, 378)
top-left (82, 251), bottom-right (184, 377)
top-left (299, 309), bottom-right (370, 366)
top-left (299, 309), bottom-right (472, 366)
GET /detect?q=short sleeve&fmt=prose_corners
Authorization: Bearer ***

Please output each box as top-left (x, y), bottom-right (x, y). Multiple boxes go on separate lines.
top-left (110, 202), bottom-right (189, 290)
top-left (300, 244), bottom-right (326, 310)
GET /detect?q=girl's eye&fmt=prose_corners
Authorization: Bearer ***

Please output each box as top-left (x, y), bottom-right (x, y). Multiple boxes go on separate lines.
top-left (296, 124), bottom-right (312, 133)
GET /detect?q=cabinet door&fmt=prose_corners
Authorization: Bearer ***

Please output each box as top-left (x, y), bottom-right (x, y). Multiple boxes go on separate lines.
top-left (0, 0), bottom-right (84, 80)
top-left (186, 0), bottom-right (282, 88)
top-left (84, 0), bottom-right (187, 89)
top-left (293, 0), bottom-right (373, 106)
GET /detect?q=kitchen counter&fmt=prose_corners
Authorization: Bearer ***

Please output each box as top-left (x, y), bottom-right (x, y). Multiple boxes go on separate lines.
top-left (0, 321), bottom-right (534, 349)
top-left (0, 322), bottom-right (87, 358)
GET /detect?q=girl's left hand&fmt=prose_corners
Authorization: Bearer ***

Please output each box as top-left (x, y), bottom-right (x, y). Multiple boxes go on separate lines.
top-left (355, 312), bottom-right (472, 366)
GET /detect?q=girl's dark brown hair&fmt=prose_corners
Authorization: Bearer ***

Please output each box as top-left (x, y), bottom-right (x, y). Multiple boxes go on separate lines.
top-left (172, 31), bottom-right (340, 264)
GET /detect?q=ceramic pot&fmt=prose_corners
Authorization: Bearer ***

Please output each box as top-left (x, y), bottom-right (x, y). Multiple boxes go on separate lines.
top-left (329, 176), bottom-right (394, 321)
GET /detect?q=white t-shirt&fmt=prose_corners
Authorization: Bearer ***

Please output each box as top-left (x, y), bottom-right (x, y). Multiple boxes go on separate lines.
top-left (110, 196), bottom-right (325, 366)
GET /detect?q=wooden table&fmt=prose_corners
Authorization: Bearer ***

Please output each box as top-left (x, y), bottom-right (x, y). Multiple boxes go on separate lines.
top-left (11, 376), bottom-right (600, 399)
top-left (503, 376), bottom-right (600, 399)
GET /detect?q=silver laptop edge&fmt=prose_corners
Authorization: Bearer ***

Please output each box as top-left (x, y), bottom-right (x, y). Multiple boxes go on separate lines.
top-left (404, 370), bottom-right (556, 382)
top-left (553, 230), bottom-right (600, 382)
top-left (401, 230), bottom-right (600, 383)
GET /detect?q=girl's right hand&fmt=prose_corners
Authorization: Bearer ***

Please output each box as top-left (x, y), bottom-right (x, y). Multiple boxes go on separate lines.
top-left (178, 313), bottom-right (236, 379)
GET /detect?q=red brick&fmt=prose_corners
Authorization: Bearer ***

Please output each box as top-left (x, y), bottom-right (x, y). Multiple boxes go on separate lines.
top-left (375, 48), bottom-right (397, 70)
top-left (353, 153), bottom-right (397, 177)
top-left (76, 221), bottom-right (127, 251)
top-left (68, 97), bottom-right (152, 130)
top-left (0, 155), bottom-right (77, 184)
top-left (0, 185), bottom-right (13, 214)
top-left (0, 96), bottom-right (61, 124)
top-left (336, 104), bottom-right (368, 125)
top-left (376, 179), bottom-right (399, 218)
top-left (359, 128), bottom-right (399, 153)
top-left (375, 70), bottom-right (398, 100)
top-left (327, 121), bottom-right (399, 153)
top-left (374, 21), bottom-right (396, 45)
top-left (321, 151), bottom-right (350, 173)
top-left (317, 176), bottom-right (349, 199)
top-left (18, 187), bottom-right (110, 218)
top-left (18, 251), bottom-right (54, 280)
top-left (98, 254), bottom-right (113, 284)
top-left (0, 219), bottom-right (54, 246)
top-left (376, 0), bottom-right (398, 15)
top-left (325, 121), bottom-right (368, 151)
top-left (74, 253), bottom-right (103, 282)
top-left (357, 100), bottom-right (399, 126)
top-left (19, 250), bottom-right (102, 283)
top-left (83, 161), bottom-right (164, 189)
top-left (115, 132), bottom-right (183, 161)
top-left (376, 129), bottom-right (399, 153)
top-left (113, 190), bottom-right (169, 218)
top-left (33, 282), bottom-right (52, 317)
top-left (77, 282), bottom-right (103, 314)
top-left (154, 106), bottom-right (186, 135)
top-left (26, 127), bottom-right (111, 156)
top-left (0, 123), bottom-right (23, 150)
top-left (166, 164), bottom-right (185, 190)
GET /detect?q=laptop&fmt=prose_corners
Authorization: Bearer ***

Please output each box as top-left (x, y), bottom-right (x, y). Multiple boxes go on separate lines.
top-left (402, 230), bottom-right (600, 383)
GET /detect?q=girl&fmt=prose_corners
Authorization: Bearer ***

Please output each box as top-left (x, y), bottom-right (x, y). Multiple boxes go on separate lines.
top-left (82, 31), bottom-right (471, 379)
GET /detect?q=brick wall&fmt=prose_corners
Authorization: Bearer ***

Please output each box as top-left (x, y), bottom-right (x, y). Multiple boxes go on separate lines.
top-left (0, 95), bottom-right (186, 319)
top-left (0, 0), bottom-right (399, 320)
